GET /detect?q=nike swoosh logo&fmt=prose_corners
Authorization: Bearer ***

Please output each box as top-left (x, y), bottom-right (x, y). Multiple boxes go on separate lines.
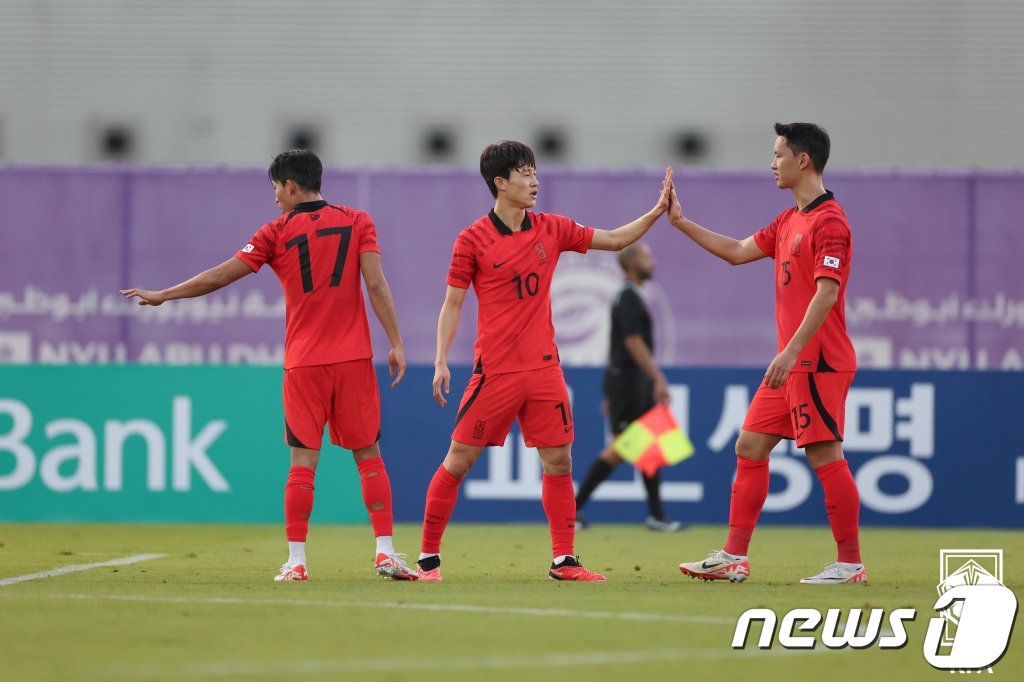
top-left (493, 259), bottom-right (510, 268)
top-left (701, 561), bottom-right (720, 570)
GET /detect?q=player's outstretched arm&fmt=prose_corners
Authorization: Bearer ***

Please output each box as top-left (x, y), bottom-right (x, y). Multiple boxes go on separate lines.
top-left (360, 251), bottom-right (406, 388)
top-left (667, 187), bottom-right (767, 265)
top-left (433, 285), bottom-right (467, 407)
top-left (590, 167), bottom-right (673, 251)
top-left (120, 257), bottom-right (253, 306)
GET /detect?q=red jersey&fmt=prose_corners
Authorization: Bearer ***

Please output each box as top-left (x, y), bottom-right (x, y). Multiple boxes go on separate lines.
top-left (447, 210), bottom-right (595, 374)
top-left (235, 200), bottom-right (379, 369)
top-left (752, 191), bottom-right (856, 372)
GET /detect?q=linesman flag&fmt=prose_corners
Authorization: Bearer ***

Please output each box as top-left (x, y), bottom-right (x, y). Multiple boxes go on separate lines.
top-left (612, 404), bottom-right (695, 477)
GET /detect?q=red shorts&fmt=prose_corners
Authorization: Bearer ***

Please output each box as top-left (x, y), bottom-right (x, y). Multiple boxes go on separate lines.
top-left (451, 364), bottom-right (574, 448)
top-left (282, 359), bottom-right (381, 451)
top-left (742, 371), bottom-right (854, 448)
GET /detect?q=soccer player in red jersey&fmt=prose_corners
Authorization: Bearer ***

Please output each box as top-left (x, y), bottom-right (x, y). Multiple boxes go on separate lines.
top-left (416, 140), bottom-right (673, 582)
top-left (670, 123), bottom-right (867, 585)
top-left (121, 150), bottom-right (418, 582)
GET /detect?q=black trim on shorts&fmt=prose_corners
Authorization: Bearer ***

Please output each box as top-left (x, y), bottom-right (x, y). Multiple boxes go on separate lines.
top-left (807, 373), bottom-right (842, 442)
top-left (286, 421), bottom-right (311, 449)
top-left (473, 357), bottom-right (483, 374)
top-left (454, 375), bottom-right (486, 427)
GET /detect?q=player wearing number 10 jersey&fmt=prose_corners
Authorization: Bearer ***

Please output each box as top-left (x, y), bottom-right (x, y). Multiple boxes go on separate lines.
top-left (121, 150), bottom-right (418, 582)
top-left (416, 141), bottom-right (674, 582)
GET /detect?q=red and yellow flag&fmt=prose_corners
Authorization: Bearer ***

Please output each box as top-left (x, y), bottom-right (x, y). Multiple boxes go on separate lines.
top-left (612, 404), bottom-right (695, 477)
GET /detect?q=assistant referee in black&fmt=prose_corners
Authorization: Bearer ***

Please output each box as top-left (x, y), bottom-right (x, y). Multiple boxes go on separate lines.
top-left (574, 243), bottom-right (685, 531)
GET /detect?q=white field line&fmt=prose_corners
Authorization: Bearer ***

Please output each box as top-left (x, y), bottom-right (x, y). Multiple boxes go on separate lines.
top-left (34, 591), bottom-right (736, 624)
top-left (121, 646), bottom-right (832, 678)
top-left (0, 554), bottom-right (167, 587)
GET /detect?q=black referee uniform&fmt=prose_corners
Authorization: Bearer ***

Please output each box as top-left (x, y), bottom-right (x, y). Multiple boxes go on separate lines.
top-left (574, 282), bottom-right (682, 530)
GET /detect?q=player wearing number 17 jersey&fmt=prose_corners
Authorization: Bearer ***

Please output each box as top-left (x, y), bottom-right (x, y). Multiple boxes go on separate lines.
top-left (669, 123), bottom-right (866, 586)
top-left (121, 150), bottom-right (417, 582)
top-left (416, 141), bottom-right (674, 582)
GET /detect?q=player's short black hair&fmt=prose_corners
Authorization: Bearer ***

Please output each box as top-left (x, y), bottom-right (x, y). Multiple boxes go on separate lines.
top-left (774, 122), bottom-right (830, 174)
top-left (480, 141), bottom-right (536, 198)
top-left (268, 149), bottom-right (322, 192)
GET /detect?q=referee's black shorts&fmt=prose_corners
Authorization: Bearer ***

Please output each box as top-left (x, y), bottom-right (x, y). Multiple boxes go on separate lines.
top-left (602, 369), bottom-right (654, 435)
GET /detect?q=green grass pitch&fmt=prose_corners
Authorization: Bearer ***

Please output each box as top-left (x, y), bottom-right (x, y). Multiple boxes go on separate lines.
top-left (1, 523), bottom-right (1021, 681)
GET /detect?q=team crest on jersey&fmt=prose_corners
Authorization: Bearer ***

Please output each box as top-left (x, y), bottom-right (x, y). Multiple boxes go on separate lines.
top-left (241, 243), bottom-right (255, 253)
top-left (535, 242), bottom-right (548, 263)
top-left (823, 255), bottom-right (841, 268)
top-left (791, 233), bottom-right (803, 256)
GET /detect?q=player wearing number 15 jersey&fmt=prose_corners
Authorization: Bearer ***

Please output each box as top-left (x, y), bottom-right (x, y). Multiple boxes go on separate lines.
top-left (416, 141), bottom-right (674, 582)
top-left (669, 123), bottom-right (866, 586)
top-left (121, 150), bottom-right (418, 582)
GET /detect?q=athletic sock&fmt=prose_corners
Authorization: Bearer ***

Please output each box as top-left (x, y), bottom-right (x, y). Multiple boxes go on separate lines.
top-left (375, 536), bottom-right (395, 557)
top-left (284, 465), bottom-right (316, 542)
top-left (421, 464), bottom-right (462, 554)
top-left (542, 472), bottom-right (576, 558)
top-left (356, 455), bottom-right (394, 538)
top-left (642, 470), bottom-right (665, 519)
top-left (287, 541), bottom-right (306, 567)
top-left (815, 459), bottom-right (862, 564)
top-left (723, 456), bottom-right (769, 557)
top-left (574, 459), bottom-right (615, 509)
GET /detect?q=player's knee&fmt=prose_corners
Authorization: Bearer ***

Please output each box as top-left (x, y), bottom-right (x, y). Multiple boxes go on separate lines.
top-left (443, 437), bottom-right (489, 477)
top-left (443, 459), bottom-right (471, 478)
top-left (539, 447), bottom-right (573, 474)
top-left (352, 444), bottom-right (382, 462)
top-left (735, 439), bottom-right (770, 460)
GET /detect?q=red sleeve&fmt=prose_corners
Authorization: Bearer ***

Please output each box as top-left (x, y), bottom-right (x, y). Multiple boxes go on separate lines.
top-left (235, 220), bottom-right (278, 272)
top-left (357, 212), bottom-right (381, 254)
top-left (752, 213), bottom-right (783, 260)
top-left (445, 231), bottom-right (477, 289)
top-left (556, 216), bottom-right (595, 254)
top-left (812, 215), bottom-right (852, 285)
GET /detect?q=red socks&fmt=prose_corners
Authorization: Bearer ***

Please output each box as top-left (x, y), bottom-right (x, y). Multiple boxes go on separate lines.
top-left (723, 456), bottom-right (770, 556)
top-left (421, 467), bottom-right (577, 559)
top-left (541, 472), bottom-right (576, 558)
top-left (421, 465), bottom-right (462, 554)
top-left (356, 456), bottom-right (394, 538)
top-left (284, 465), bottom-right (316, 542)
top-left (816, 459), bottom-right (862, 563)
top-left (720, 455), bottom-right (862, 563)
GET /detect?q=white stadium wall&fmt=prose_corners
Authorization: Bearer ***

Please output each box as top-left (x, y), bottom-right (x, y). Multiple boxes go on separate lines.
top-left (1, 0), bottom-right (1022, 169)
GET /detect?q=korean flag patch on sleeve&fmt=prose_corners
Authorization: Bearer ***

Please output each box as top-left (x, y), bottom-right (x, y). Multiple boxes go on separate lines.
top-left (242, 243), bottom-right (255, 253)
top-left (823, 255), bottom-right (840, 268)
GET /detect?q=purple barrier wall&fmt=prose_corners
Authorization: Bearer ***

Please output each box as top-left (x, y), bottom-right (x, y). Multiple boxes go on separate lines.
top-left (1, 167), bottom-right (1021, 370)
